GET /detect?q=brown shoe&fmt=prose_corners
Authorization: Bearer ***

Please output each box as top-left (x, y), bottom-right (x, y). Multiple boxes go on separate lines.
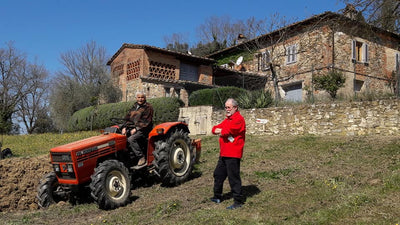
top-left (137, 157), bottom-right (146, 166)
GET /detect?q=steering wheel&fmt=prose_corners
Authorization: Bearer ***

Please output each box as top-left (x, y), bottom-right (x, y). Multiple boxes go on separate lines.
top-left (110, 118), bottom-right (128, 126)
top-left (109, 118), bottom-right (131, 133)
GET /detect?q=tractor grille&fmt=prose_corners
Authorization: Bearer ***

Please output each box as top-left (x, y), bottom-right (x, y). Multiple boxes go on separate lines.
top-left (51, 152), bottom-right (72, 162)
top-left (58, 172), bottom-right (76, 179)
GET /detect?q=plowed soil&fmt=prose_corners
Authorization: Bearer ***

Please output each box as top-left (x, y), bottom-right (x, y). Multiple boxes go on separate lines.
top-left (0, 155), bottom-right (52, 212)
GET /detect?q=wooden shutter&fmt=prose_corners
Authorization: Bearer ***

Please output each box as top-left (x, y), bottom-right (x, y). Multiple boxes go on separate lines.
top-left (363, 43), bottom-right (369, 63)
top-left (351, 40), bottom-right (356, 61)
top-left (286, 47), bottom-right (290, 63)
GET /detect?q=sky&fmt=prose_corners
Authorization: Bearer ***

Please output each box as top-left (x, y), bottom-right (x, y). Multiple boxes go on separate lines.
top-left (0, 0), bottom-right (346, 75)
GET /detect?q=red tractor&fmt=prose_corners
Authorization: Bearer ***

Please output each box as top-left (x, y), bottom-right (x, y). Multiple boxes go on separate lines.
top-left (37, 119), bottom-right (201, 210)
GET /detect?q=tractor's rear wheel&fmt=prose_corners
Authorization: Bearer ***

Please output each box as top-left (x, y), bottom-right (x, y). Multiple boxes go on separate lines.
top-left (90, 160), bottom-right (131, 210)
top-left (153, 129), bottom-right (194, 186)
top-left (37, 172), bottom-right (68, 208)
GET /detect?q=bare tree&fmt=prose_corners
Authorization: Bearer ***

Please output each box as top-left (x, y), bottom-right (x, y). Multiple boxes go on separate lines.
top-left (15, 62), bottom-right (51, 134)
top-left (58, 40), bottom-right (110, 86)
top-left (196, 15), bottom-right (267, 48)
top-left (196, 16), bottom-right (232, 47)
top-left (237, 14), bottom-right (301, 102)
top-left (164, 33), bottom-right (190, 53)
top-left (162, 15), bottom-right (268, 56)
top-left (50, 41), bottom-right (121, 131)
top-left (162, 16), bottom-right (268, 57)
top-left (0, 42), bottom-right (29, 134)
top-left (340, 0), bottom-right (400, 32)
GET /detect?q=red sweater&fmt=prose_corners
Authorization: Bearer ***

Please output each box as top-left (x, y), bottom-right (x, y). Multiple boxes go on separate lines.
top-left (212, 111), bottom-right (246, 158)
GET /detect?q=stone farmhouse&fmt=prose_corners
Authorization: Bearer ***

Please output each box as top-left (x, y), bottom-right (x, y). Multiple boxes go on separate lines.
top-left (108, 5), bottom-right (400, 104)
top-left (208, 5), bottom-right (400, 101)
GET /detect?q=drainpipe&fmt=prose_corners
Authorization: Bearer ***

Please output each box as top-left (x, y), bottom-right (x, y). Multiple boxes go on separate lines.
top-left (331, 26), bottom-right (335, 68)
top-left (353, 60), bottom-right (357, 98)
top-left (311, 65), bottom-right (315, 104)
top-left (397, 66), bottom-right (400, 98)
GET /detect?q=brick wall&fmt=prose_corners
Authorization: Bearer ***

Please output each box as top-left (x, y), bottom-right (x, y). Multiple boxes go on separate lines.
top-left (110, 47), bottom-right (214, 106)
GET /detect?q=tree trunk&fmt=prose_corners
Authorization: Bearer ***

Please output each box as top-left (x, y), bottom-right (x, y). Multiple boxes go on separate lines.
top-left (270, 63), bottom-right (280, 103)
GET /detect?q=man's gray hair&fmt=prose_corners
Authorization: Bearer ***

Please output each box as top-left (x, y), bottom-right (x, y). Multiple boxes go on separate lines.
top-left (136, 91), bottom-right (146, 97)
top-left (226, 98), bottom-right (238, 107)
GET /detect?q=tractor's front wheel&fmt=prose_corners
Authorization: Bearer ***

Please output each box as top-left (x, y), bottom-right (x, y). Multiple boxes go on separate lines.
top-left (37, 172), bottom-right (68, 208)
top-left (90, 160), bottom-right (131, 210)
top-left (153, 129), bottom-right (194, 186)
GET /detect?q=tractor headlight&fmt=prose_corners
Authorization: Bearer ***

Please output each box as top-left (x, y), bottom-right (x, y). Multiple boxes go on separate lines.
top-left (156, 128), bottom-right (164, 134)
top-left (53, 164), bottom-right (61, 173)
top-left (67, 164), bottom-right (74, 173)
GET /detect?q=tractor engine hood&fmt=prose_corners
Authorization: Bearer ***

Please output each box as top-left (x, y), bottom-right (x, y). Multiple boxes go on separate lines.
top-left (51, 133), bottom-right (127, 155)
top-left (50, 133), bottom-right (127, 185)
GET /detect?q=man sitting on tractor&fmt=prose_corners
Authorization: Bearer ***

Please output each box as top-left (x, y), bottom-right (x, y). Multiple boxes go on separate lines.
top-left (122, 91), bottom-right (154, 166)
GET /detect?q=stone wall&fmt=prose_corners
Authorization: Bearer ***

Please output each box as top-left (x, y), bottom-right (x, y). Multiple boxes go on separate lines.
top-left (181, 99), bottom-right (400, 136)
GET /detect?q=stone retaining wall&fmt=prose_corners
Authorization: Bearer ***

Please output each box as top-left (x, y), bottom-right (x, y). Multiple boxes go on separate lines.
top-left (207, 99), bottom-right (400, 136)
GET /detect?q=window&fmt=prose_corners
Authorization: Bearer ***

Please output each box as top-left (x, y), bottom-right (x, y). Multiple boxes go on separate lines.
top-left (259, 50), bottom-right (270, 71)
top-left (354, 80), bottom-right (364, 92)
top-left (286, 45), bottom-right (297, 64)
top-left (180, 63), bottom-right (199, 82)
top-left (351, 40), bottom-right (369, 63)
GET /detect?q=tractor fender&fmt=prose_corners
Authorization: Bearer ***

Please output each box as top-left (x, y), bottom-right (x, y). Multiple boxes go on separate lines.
top-left (148, 122), bottom-right (189, 139)
top-left (146, 122), bottom-right (190, 164)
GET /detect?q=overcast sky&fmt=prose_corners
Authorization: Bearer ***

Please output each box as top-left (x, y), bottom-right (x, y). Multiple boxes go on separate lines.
top-left (0, 0), bottom-right (345, 74)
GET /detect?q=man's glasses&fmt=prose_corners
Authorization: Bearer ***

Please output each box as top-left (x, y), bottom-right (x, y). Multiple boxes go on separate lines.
top-left (225, 106), bottom-right (236, 109)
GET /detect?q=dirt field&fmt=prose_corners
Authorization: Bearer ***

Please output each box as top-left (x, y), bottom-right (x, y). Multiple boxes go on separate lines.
top-left (0, 155), bottom-right (52, 212)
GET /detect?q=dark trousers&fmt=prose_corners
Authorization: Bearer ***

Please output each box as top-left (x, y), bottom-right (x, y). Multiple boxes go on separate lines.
top-left (127, 130), bottom-right (146, 158)
top-left (213, 157), bottom-right (244, 204)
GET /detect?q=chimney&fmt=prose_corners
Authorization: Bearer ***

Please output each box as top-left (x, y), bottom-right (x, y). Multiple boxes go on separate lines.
top-left (237, 34), bottom-right (247, 44)
top-left (343, 4), bottom-right (358, 20)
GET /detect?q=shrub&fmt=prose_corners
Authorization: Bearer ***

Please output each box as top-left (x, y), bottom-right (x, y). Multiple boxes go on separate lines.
top-left (313, 70), bottom-right (346, 99)
top-left (237, 89), bottom-right (273, 109)
top-left (67, 97), bottom-right (184, 132)
top-left (188, 88), bottom-right (215, 106)
top-left (149, 97), bottom-right (184, 124)
top-left (189, 86), bottom-right (247, 109)
top-left (67, 106), bottom-right (96, 132)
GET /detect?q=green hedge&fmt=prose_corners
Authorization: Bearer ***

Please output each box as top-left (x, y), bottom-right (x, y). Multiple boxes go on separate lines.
top-left (189, 86), bottom-right (247, 109)
top-left (67, 97), bottom-right (184, 132)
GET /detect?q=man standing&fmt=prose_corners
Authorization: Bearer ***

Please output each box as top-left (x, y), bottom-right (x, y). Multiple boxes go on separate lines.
top-left (122, 91), bottom-right (154, 166)
top-left (211, 98), bottom-right (246, 210)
